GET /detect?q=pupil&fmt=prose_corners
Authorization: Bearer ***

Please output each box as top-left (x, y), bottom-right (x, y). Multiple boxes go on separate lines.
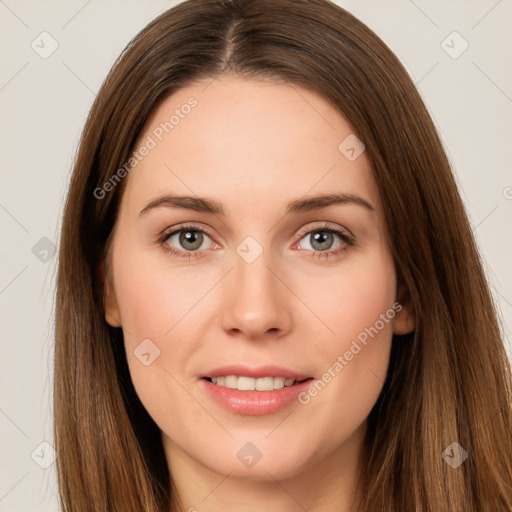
top-left (179, 230), bottom-right (203, 250)
top-left (311, 231), bottom-right (333, 251)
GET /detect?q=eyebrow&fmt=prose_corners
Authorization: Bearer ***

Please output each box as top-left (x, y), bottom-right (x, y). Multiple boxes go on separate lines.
top-left (139, 192), bottom-right (375, 217)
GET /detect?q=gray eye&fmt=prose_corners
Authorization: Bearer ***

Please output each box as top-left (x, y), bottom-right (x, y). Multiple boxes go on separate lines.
top-left (179, 230), bottom-right (204, 250)
top-left (309, 231), bottom-right (334, 251)
top-left (166, 229), bottom-right (211, 251)
top-left (299, 230), bottom-right (343, 252)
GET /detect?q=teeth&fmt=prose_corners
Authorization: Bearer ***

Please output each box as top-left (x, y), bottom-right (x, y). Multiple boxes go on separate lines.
top-left (255, 377), bottom-right (273, 391)
top-left (209, 375), bottom-right (297, 391)
top-left (273, 377), bottom-right (285, 389)
top-left (238, 376), bottom-right (256, 390)
top-left (224, 375), bottom-right (238, 389)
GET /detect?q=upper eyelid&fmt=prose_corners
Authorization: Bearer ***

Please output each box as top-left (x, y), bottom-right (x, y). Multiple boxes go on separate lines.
top-left (164, 223), bottom-right (216, 241)
top-left (296, 222), bottom-right (353, 239)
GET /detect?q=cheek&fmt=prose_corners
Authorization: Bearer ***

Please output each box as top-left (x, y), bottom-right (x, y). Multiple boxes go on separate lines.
top-left (112, 248), bottom-right (212, 341)
top-left (295, 250), bottom-right (397, 416)
top-left (297, 249), bottom-right (396, 347)
top-left (110, 248), bottom-right (217, 428)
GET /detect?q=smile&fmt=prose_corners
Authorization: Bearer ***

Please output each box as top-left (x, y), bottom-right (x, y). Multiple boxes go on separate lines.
top-left (200, 366), bottom-right (314, 415)
top-left (205, 375), bottom-right (301, 391)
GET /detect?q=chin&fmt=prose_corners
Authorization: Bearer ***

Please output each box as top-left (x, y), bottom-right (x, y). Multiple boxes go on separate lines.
top-left (195, 432), bottom-right (321, 481)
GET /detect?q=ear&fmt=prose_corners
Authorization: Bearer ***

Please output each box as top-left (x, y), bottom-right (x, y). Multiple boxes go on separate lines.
top-left (393, 282), bottom-right (415, 335)
top-left (100, 260), bottom-right (122, 327)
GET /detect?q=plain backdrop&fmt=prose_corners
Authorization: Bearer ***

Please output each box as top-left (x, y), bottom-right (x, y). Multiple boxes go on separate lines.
top-left (0, 0), bottom-right (511, 510)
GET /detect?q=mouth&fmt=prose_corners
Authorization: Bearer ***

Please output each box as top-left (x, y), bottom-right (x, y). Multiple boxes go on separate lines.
top-left (203, 375), bottom-right (311, 391)
top-left (199, 365), bottom-right (314, 415)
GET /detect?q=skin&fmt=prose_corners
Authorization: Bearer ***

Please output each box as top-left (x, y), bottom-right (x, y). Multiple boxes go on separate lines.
top-left (104, 73), bottom-right (415, 512)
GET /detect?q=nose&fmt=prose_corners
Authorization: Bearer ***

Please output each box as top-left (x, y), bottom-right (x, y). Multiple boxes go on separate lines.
top-left (220, 248), bottom-right (293, 340)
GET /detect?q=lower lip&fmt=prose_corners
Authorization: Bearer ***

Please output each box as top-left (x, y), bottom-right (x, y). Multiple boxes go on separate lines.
top-left (200, 378), bottom-right (314, 415)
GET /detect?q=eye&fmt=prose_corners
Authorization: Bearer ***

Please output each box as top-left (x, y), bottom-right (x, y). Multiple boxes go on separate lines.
top-left (294, 223), bottom-right (354, 257)
top-left (168, 229), bottom-right (207, 251)
top-left (157, 222), bottom-right (354, 260)
top-left (158, 223), bottom-right (218, 258)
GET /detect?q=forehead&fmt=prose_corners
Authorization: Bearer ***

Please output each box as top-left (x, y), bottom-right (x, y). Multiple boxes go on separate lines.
top-left (121, 74), bottom-right (380, 219)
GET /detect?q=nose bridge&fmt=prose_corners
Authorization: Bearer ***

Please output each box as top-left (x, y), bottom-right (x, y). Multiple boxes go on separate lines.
top-left (220, 238), bottom-right (292, 337)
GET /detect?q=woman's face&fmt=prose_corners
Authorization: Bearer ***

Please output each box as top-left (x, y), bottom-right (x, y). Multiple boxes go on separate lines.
top-left (104, 74), bottom-right (413, 484)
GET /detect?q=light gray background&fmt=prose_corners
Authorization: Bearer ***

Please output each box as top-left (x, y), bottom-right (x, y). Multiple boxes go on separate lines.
top-left (1, 0), bottom-right (511, 510)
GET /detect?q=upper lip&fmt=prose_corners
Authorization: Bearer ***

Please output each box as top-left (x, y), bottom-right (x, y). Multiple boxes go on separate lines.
top-left (200, 364), bottom-right (312, 381)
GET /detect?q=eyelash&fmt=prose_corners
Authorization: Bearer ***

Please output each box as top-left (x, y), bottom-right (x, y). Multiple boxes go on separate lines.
top-left (157, 222), bottom-right (355, 261)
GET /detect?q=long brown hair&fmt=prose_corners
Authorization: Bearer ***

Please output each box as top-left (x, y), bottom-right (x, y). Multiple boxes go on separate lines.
top-left (54, 0), bottom-right (512, 510)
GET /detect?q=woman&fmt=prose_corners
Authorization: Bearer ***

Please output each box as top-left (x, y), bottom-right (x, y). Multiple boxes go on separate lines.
top-left (54, 0), bottom-right (512, 510)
